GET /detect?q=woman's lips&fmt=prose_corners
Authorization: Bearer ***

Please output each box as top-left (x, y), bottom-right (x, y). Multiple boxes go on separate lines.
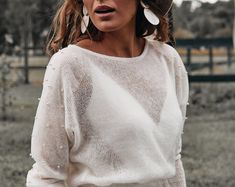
top-left (94, 5), bottom-right (115, 14)
top-left (94, 5), bottom-right (116, 19)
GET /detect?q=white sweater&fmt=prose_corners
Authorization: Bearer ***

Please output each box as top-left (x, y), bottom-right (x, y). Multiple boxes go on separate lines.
top-left (26, 38), bottom-right (189, 187)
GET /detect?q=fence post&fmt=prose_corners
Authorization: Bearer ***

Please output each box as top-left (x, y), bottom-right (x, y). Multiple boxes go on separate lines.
top-left (209, 47), bottom-right (213, 74)
top-left (23, 15), bottom-right (30, 84)
top-left (24, 32), bottom-right (29, 84)
top-left (186, 47), bottom-right (191, 73)
top-left (227, 46), bottom-right (232, 67)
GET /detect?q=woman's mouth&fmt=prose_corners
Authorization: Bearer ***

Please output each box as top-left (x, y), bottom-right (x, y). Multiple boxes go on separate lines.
top-left (94, 5), bottom-right (115, 14)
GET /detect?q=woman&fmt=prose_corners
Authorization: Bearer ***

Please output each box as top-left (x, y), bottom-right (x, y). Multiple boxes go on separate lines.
top-left (26, 0), bottom-right (189, 186)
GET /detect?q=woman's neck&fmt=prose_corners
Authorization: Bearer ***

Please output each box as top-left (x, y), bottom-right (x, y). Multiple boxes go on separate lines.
top-left (77, 21), bottom-right (145, 58)
top-left (98, 31), bottom-right (145, 58)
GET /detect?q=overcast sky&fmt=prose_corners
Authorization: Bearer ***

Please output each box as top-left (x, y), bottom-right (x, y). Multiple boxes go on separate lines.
top-left (174, 0), bottom-right (230, 5)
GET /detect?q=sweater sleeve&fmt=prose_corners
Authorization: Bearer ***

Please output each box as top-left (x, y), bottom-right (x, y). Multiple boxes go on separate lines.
top-left (160, 158), bottom-right (187, 187)
top-left (173, 49), bottom-right (189, 160)
top-left (26, 52), bottom-right (72, 187)
top-left (159, 48), bottom-right (188, 187)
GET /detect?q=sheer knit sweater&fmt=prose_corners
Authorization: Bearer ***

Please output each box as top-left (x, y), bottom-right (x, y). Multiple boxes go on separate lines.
top-left (26, 38), bottom-right (189, 187)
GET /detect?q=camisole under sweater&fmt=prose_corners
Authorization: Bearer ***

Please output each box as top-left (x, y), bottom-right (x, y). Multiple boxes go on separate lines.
top-left (26, 38), bottom-right (189, 187)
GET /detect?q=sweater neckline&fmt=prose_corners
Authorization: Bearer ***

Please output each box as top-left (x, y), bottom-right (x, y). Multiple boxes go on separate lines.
top-left (68, 38), bottom-right (149, 62)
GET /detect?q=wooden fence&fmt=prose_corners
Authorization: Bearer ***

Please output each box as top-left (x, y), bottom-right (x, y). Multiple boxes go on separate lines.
top-left (175, 37), bottom-right (235, 83)
top-left (11, 37), bottom-right (235, 84)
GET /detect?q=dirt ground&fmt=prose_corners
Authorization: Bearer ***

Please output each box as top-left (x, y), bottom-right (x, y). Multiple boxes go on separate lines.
top-left (0, 80), bottom-right (235, 187)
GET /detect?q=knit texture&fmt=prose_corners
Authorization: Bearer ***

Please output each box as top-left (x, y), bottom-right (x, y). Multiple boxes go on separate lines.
top-left (26, 38), bottom-right (189, 187)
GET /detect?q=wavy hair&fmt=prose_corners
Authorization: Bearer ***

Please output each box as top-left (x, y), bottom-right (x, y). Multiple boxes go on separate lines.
top-left (46, 0), bottom-right (171, 56)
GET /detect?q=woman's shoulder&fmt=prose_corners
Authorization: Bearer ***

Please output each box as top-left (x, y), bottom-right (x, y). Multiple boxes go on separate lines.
top-left (47, 46), bottom-right (89, 84)
top-left (147, 39), bottom-right (188, 75)
top-left (49, 45), bottom-right (88, 69)
top-left (147, 39), bottom-right (179, 60)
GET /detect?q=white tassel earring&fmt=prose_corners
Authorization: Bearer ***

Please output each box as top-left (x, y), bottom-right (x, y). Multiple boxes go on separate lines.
top-left (140, 0), bottom-right (160, 25)
top-left (81, 5), bottom-right (89, 34)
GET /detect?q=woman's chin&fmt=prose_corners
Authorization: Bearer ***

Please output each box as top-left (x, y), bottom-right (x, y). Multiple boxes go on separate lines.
top-left (91, 20), bottom-right (121, 33)
top-left (95, 23), bottom-right (125, 33)
top-left (95, 26), bottom-right (119, 33)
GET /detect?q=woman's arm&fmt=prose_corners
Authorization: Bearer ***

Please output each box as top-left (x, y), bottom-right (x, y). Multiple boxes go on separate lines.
top-left (162, 158), bottom-right (187, 187)
top-left (164, 48), bottom-right (189, 187)
top-left (174, 48), bottom-right (189, 160)
top-left (26, 53), bottom-right (72, 187)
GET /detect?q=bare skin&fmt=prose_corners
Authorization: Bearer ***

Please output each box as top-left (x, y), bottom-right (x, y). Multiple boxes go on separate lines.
top-left (76, 0), bottom-right (145, 58)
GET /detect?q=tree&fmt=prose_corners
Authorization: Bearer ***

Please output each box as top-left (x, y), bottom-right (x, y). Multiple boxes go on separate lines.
top-left (3, 0), bottom-right (57, 48)
top-left (173, 0), bottom-right (234, 38)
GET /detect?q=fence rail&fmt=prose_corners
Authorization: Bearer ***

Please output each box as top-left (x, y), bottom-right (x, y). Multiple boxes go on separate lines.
top-left (175, 37), bottom-right (235, 83)
top-left (189, 74), bottom-right (235, 82)
top-left (7, 37), bottom-right (235, 84)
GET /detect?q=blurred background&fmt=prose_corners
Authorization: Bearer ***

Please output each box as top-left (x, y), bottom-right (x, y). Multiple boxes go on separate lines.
top-left (0, 0), bottom-right (234, 186)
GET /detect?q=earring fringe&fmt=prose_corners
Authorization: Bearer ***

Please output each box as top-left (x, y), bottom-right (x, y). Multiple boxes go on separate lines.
top-left (140, 0), bottom-right (160, 25)
top-left (81, 5), bottom-right (89, 34)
